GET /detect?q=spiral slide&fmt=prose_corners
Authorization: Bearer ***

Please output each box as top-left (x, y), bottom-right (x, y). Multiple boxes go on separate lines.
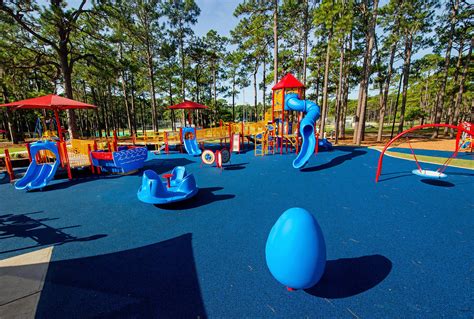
top-left (284, 93), bottom-right (321, 169)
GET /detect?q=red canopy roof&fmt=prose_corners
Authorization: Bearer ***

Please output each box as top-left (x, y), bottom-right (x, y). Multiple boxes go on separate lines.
top-left (168, 100), bottom-right (209, 110)
top-left (0, 94), bottom-right (96, 110)
top-left (272, 73), bottom-right (305, 90)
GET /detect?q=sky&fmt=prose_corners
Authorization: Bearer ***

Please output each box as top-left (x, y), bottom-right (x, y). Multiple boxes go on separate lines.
top-left (193, 0), bottom-right (257, 105)
top-left (194, 0), bottom-right (239, 38)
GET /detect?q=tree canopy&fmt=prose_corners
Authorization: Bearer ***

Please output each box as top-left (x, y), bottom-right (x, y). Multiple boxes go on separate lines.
top-left (1, 0), bottom-right (472, 144)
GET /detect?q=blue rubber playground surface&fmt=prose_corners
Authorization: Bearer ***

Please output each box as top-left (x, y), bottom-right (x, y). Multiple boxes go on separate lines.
top-left (1, 146), bottom-right (473, 317)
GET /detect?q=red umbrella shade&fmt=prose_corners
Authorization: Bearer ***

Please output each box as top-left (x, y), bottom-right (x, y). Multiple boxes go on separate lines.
top-left (167, 100), bottom-right (209, 110)
top-left (0, 94), bottom-right (96, 110)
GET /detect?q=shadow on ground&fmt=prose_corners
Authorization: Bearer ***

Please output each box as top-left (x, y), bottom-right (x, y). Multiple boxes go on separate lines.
top-left (305, 254), bottom-right (392, 298)
top-left (0, 172), bottom-right (9, 185)
top-left (420, 179), bottom-right (455, 187)
top-left (302, 147), bottom-right (367, 172)
top-left (0, 211), bottom-right (106, 255)
top-left (30, 233), bottom-right (206, 318)
top-left (224, 162), bottom-right (249, 171)
top-left (155, 187), bottom-right (235, 210)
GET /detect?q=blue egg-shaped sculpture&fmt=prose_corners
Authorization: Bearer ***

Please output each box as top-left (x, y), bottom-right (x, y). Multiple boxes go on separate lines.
top-left (265, 207), bottom-right (326, 289)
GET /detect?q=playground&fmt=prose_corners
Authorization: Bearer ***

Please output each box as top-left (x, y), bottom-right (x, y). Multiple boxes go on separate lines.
top-left (0, 75), bottom-right (473, 318)
top-left (0, 144), bottom-right (473, 317)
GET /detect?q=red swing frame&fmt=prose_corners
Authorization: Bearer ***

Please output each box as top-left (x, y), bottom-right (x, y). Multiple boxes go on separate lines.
top-left (375, 123), bottom-right (474, 182)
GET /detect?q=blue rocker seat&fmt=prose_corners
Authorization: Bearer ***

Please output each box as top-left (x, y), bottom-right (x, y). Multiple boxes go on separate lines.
top-left (137, 169), bottom-right (198, 204)
top-left (170, 166), bottom-right (187, 187)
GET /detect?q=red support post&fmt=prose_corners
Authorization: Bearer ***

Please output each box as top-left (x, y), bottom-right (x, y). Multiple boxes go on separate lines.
top-left (4, 149), bottom-right (14, 182)
top-left (92, 140), bottom-right (101, 175)
top-left (53, 109), bottom-right (64, 142)
top-left (113, 130), bottom-right (118, 151)
top-left (65, 144), bottom-right (72, 180)
top-left (280, 90), bottom-right (286, 155)
top-left (241, 121), bottom-right (244, 149)
top-left (271, 91), bottom-right (275, 123)
top-left (315, 132), bottom-right (319, 154)
top-left (88, 144), bottom-right (95, 174)
top-left (58, 142), bottom-right (72, 180)
top-left (26, 142), bottom-right (32, 162)
top-left (164, 132), bottom-right (169, 154)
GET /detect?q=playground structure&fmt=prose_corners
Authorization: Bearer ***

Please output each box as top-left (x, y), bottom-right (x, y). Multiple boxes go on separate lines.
top-left (130, 74), bottom-right (326, 168)
top-left (1, 94), bottom-right (98, 183)
top-left (375, 122), bottom-right (474, 182)
top-left (182, 127), bottom-right (202, 156)
top-left (200, 148), bottom-right (231, 170)
top-left (2, 74), bottom-right (326, 185)
top-left (35, 116), bottom-right (58, 139)
top-left (90, 145), bottom-right (147, 174)
top-left (459, 121), bottom-right (472, 151)
top-left (15, 140), bottom-right (61, 191)
top-left (0, 95), bottom-right (140, 184)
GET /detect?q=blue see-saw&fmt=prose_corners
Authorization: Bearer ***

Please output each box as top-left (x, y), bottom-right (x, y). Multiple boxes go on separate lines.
top-left (137, 166), bottom-right (198, 204)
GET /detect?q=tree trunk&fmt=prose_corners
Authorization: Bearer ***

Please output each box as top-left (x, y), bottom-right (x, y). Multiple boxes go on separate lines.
top-left (1, 84), bottom-right (19, 143)
top-left (302, 0), bottom-right (309, 86)
top-left (213, 64), bottom-right (217, 120)
top-left (180, 33), bottom-right (186, 100)
top-left (445, 37), bottom-right (463, 135)
top-left (355, 0), bottom-right (379, 145)
top-left (377, 41), bottom-right (397, 141)
top-left (391, 71), bottom-right (404, 138)
top-left (314, 63), bottom-right (321, 103)
top-left (129, 71), bottom-right (137, 135)
top-left (335, 36), bottom-right (345, 144)
top-left (120, 72), bottom-right (133, 135)
top-left (433, 0), bottom-right (459, 138)
top-left (58, 48), bottom-right (78, 139)
top-left (339, 32), bottom-right (352, 140)
top-left (397, 33), bottom-right (412, 134)
top-left (146, 43), bottom-right (158, 132)
top-left (452, 37), bottom-right (473, 135)
top-left (320, 27), bottom-right (333, 135)
top-left (273, 0), bottom-right (278, 84)
top-left (169, 78), bottom-right (175, 130)
top-left (232, 75), bottom-right (236, 122)
top-left (141, 97), bottom-right (146, 134)
top-left (91, 87), bottom-right (102, 137)
top-left (262, 56), bottom-right (267, 117)
top-left (253, 60), bottom-right (258, 122)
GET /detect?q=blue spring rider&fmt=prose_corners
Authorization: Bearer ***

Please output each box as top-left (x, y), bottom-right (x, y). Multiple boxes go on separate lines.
top-left (265, 207), bottom-right (326, 290)
top-left (137, 166), bottom-right (198, 204)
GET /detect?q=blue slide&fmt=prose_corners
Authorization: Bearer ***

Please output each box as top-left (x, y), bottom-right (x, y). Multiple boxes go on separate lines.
top-left (182, 127), bottom-right (202, 156)
top-left (284, 93), bottom-right (321, 169)
top-left (15, 140), bottom-right (60, 191)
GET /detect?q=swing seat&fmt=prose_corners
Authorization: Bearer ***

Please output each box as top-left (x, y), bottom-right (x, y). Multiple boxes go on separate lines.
top-left (412, 169), bottom-right (447, 179)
